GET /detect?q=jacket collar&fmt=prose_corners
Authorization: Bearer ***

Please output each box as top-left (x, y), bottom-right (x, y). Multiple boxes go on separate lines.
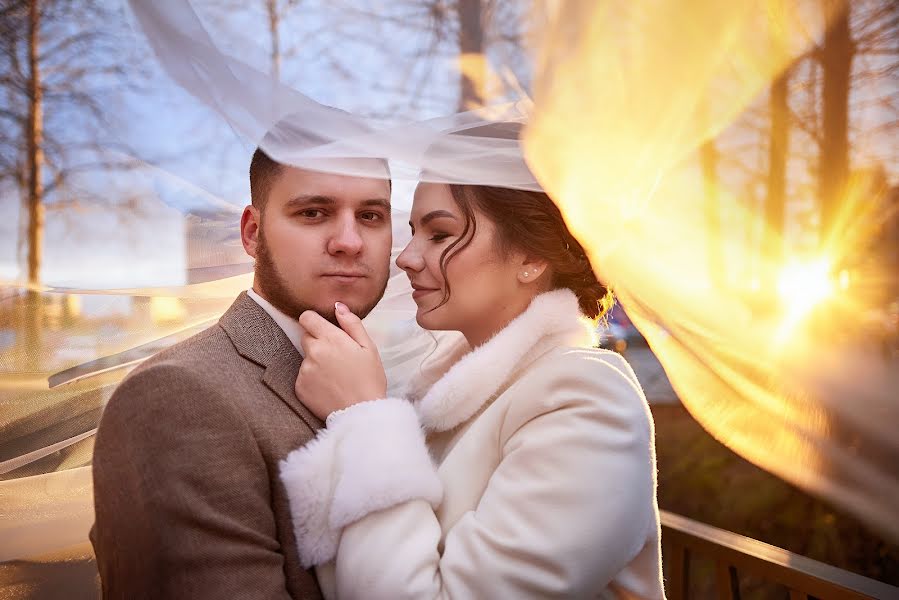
top-left (412, 289), bottom-right (595, 432)
top-left (247, 287), bottom-right (305, 356)
top-left (219, 292), bottom-right (324, 431)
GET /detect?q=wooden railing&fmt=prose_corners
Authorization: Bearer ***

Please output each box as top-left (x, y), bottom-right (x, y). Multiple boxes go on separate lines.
top-left (661, 510), bottom-right (899, 600)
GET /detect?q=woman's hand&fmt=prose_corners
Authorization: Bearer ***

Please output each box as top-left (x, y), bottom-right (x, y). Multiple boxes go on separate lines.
top-left (295, 302), bottom-right (387, 421)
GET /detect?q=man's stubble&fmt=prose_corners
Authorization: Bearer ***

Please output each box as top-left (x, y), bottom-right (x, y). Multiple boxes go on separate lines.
top-left (254, 225), bottom-right (388, 324)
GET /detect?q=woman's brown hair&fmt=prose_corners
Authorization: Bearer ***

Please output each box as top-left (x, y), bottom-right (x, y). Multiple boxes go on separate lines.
top-left (431, 183), bottom-right (613, 320)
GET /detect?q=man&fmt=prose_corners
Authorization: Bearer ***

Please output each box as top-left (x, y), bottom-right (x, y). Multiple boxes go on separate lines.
top-left (90, 149), bottom-right (393, 599)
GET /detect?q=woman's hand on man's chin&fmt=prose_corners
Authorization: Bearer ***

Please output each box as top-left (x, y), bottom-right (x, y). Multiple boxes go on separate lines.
top-left (295, 302), bottom-right (388, 422)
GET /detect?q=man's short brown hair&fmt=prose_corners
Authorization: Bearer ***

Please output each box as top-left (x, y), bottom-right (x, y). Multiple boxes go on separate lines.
top-left (249, 148), bottom-right (391, 212)
top-left (249, 148), bottom-right (283, 212)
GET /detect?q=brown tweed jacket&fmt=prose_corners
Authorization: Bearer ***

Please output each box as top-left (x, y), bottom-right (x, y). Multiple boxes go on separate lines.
top-left (90, 292), bottom-right (324, 599)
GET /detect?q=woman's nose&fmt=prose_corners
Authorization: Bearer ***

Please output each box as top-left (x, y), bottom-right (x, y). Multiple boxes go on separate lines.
top-left (396, 240), bottom-right (423, 273)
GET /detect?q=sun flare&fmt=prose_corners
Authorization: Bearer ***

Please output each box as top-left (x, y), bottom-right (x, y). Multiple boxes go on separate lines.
top-left (777, 258), bottom-right (835, 318)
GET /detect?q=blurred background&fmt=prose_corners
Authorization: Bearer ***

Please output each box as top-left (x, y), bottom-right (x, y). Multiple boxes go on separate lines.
top-left (0, 0), bottom-right (897, 598)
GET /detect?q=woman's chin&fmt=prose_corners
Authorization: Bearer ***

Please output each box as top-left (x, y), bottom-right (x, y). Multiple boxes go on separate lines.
top-left (415, 309), bottom-right (445, 332)
top-left (415, 311), bottom-right (432, 329)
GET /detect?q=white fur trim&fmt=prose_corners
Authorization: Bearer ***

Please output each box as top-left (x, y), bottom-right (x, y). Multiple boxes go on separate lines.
top-left (328, 398), bottom-right (443, 529)
top-left (280, 428), bottom-right (341, 568)
top-left (415, 289), bottom-right (594, 432)
top-left (279, 398), bottom-right (442, 567)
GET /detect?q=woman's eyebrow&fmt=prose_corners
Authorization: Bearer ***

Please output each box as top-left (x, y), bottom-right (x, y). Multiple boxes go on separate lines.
top-left (416, 210), bottom-right (458, 227)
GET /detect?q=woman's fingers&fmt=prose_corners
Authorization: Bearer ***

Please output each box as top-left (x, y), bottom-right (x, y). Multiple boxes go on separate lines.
top-left (298, 310), bottom-right (333, 340)
top-left (334, 302), bottom-right (374, 349)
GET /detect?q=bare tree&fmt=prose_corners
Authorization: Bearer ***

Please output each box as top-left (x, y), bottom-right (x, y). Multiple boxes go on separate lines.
top-left (1, 0), bottom-right (148, 286)
top-left (24, 0), bottom-right (43, 288)
top-left (262, 0), bottom-right (304, 80)
top-left (302, 0), bottom-right (532, 118)
top-left (764, 69), bottom-right (791, 269)
top-left (458, 0), bottom-right (485, 110)
top-left (0, 0), bottom-right (158, 371)
top-left (818, 1), bottom-right (854, 239)
top-left (812, 0), bottom-right (897, 237)
top-left (700, 137), bottom-right (723, 288)
top-left (712, 0), bottom-right (896, 288)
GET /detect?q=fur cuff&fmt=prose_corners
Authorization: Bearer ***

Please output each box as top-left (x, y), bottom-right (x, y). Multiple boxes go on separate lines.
top-left (328, 398), bottom-right (443, 529)
top-left (280, 428), bottom-right (341, 567)
top-left (280, 398), bottom-right (442, 567)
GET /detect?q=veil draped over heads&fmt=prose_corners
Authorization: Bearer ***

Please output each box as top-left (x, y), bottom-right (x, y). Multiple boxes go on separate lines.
top-left (1, 0), bottom-right (897, 564)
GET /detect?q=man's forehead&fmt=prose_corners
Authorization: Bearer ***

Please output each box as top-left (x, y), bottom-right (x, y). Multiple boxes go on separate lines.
top-left (275, 164), bottom-right (391, 200)
top-left (286, 156), bottom-right (390, 181)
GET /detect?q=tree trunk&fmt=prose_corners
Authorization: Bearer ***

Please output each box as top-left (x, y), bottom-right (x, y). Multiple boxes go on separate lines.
top-left (700, 139), bottom-right (724, 289)
top-left (266, 0), bottom-right (281, 81)
top-left (764, 70), bottom-right (790, 270)
top-left (26, 0), bottom-right (44, 287)
top-left (818, 2), bottom-right (853, 242)
top-left (25, 0), bottom-right (44, 371)
top-left (457, 0), bottom-right (485, 111)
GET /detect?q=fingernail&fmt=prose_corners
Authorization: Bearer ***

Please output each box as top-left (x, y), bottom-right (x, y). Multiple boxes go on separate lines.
top-left (335, 302), bottom-right (347, 315)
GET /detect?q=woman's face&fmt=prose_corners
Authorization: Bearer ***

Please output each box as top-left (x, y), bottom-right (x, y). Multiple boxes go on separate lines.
top-left (396, 183), bottom-right (543, 345)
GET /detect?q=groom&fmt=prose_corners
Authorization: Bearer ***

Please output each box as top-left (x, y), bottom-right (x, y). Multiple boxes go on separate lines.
top-left (90, 149), bottom-right (393, 599)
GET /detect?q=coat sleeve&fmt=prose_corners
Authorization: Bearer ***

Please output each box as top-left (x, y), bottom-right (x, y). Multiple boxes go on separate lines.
top-left (281, 352), bottom-right (661, 600)
top-left (91, 363), bottom-right (295, 600)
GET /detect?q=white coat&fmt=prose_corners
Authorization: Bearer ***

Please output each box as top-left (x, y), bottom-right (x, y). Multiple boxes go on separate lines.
top-left (281, 289), bottom-right (665, 599)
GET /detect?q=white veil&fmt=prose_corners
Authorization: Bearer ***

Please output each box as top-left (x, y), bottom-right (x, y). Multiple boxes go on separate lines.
top-left (1, 0), bottom-right (897, 570)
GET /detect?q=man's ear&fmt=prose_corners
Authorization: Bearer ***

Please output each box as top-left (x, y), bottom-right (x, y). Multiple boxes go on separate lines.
top-left (241, 205), bottom-right (261, 258)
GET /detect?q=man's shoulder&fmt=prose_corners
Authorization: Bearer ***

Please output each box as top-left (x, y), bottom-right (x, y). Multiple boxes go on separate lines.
top-left (132, 323), bottom-right (248, 380)
top-left (108, 324), bottom-right (253, 409)
top-left (144, 322), bottom-right (230, 362)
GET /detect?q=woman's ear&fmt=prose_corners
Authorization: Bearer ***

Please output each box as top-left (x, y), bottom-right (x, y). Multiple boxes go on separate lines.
top-left (241, 205), bottom-right (261, 258)
top-left (516, 256), bottom-right (549, 285)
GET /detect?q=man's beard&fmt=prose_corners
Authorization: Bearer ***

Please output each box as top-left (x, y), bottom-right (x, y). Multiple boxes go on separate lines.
top-left (254, 227), bottom-right (387, 324)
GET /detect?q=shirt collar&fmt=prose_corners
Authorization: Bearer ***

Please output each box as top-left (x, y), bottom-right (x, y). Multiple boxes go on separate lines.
top-left (246, 288), bottom-right (305, 357)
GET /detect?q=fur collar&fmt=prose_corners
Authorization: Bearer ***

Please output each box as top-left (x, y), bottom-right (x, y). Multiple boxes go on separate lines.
top-left (411, 289), bottom-right (596, 432)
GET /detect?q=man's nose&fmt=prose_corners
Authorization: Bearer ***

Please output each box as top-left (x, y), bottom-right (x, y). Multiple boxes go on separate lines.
top-left (328, 217), bottom-right (364, 256)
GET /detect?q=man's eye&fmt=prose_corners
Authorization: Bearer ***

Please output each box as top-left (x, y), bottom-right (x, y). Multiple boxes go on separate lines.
top-left (300, 209), bottom-right (324, 218)
top-left (360, 212), bottom-right (383, 222)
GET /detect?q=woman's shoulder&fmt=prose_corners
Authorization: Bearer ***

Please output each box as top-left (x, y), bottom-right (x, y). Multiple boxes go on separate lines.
top-left (502, 346), bottom-right (652, 433)
top-left (525, 345), bottom-right (643, 393)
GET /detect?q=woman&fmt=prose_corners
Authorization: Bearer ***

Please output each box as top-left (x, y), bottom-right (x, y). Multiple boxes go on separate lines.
top-left (280, 176), bottom-right (665, 599)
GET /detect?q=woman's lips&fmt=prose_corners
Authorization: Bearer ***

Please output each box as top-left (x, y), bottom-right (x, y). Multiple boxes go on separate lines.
top-left (411, 287), bottom-right (439, 300)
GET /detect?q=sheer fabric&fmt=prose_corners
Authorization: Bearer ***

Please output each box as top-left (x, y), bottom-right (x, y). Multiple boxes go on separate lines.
top-left (2, 0), bottom-right (896, 564)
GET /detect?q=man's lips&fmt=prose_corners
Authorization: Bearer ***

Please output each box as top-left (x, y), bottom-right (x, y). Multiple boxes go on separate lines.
top-left (322, 272), bottom-right (367, 283)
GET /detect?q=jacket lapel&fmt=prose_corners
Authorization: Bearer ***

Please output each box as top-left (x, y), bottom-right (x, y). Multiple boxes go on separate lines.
top-left (219, 292), bottom-right (324, 432)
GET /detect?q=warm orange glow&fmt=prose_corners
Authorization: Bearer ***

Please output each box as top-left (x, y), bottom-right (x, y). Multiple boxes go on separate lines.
top-left (149, 296), bottom-right (186, 323)
top-left (776, 257), bottom-right (834, 328)
top-left (524, 0), bottom-right (899, 540)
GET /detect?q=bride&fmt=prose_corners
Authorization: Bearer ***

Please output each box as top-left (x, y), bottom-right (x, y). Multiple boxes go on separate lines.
top-left (280, 141), bottom-right (665, 599)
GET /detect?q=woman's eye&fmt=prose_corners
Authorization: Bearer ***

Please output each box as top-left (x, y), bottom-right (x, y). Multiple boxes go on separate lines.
top-left (429, 233), bottom-right (451, 243)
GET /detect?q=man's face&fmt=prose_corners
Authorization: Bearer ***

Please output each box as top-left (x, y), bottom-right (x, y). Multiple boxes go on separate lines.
top-left (244, 166), bottom-right (392, 322)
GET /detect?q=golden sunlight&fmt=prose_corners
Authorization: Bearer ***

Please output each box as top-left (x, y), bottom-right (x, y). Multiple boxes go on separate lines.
top-left (776, 257), bottom-right (835, 324)
top-left (525, 0), bottom-right (899, 541)
top-left (149, 296), bottom-right (186, 323)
